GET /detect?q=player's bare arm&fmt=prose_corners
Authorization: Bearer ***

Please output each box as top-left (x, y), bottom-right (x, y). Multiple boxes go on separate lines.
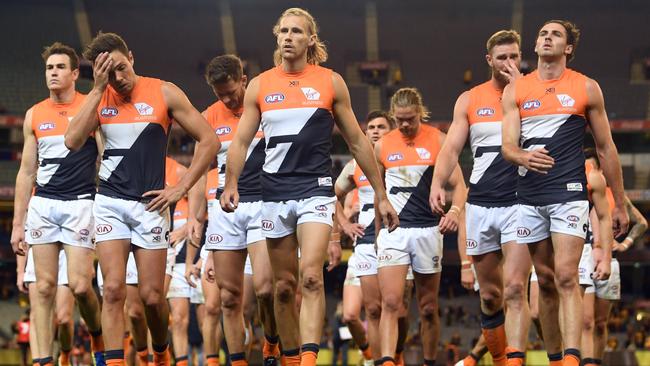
top-left (431, 91), bottom-right (470, 214)
top-left (144, 82), bottom-right (219, 211)
top-left (588, 169), bottom-right (613, 280)
top-left (220, 76), bottom-right (262, 212)
top-left (585, 78), bottom-right (629, 236)
top-left (331, 72), bottom-right (398, 231)
top-left (11, 108), bottom-right (37, 256)
top-left (501, 83), bottom-right (554, 173)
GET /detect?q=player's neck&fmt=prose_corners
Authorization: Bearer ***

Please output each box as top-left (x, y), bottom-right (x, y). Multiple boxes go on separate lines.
top-left (489, 77), bottom-right (507, 92)
top-left (49, 86), bottom-right (76, 104)
top-left (281, 57), bottom-right (308, 74)
top-left (537, 58), bottom-right (567, 80)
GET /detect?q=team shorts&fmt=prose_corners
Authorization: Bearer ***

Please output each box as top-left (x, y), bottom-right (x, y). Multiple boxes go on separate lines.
top-left (97, 251), bottom-right (139, 296)
top-left (261, 196), bottom-right (335, 238)
top-left (377, 226), bottom-right (443, 274)
top-left (578, 244), bottom-right (595, 287)
top-left (23, 247), bottom-right (69, 285)
top-left (594, 259), bottom-right (621, 300)
top-left (26, 196), bottom-right (94, 248)
top-left (244, 254), bottom-right (253, 276)
top-left (167, 263), bottom-right (191, 299)
top-left (516, 200), bottom-right (589, 244)
top-left (206, 201), bottom-right (263, 250)
top-left (465, 203), bottom-right (518, 255)
top-left (530, 266), bottom-right (538, 282)
top-left (94, 194), bottom-right (170, 249)
top-left (354, 244), bottom-right (378, 277)
top-left (165, 247), bottom-right (175, 277)
top-left (344, 252), bottom-right (361, 287)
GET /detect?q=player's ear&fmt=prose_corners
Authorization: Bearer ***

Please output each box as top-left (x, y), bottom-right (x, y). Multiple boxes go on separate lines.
top-left (128, 51), bottom-right (135, 66)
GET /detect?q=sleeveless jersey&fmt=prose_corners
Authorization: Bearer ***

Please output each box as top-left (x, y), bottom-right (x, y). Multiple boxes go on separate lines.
top-left (378, 124), bottom-right (441, 228)
top-left (205, 168), bottom-right (219, 212)
top-left (257, 64), bottom-right (336, 201)
top-left (31, 92), bottom-right (97, 200)
top-left (466, 81), bottom-right (517, 207)
top-left (97, 77), bottom-right (171, 201)
top-left (205, 101), bottom-right (265, 201)
top-left (349, 160), bottom-right (375, 245)
top-left (514, 69), bottom-right (589, 205)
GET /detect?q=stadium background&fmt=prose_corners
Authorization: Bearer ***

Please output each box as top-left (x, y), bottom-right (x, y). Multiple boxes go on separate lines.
top-left (0, 0), bottom-right (648, 365)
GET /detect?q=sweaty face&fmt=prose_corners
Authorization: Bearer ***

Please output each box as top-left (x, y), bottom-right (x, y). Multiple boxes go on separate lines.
top-left (535, 22), bottom-right (572, 60)
top-left (45, 54), bottom-right (78, 91)
top-left (393, 106), bottom-right (420, 139)
top-left (488, 43), bottom-right (521, 85)
top-left (212, 77), bottom-right (246, 112)
top-left (276, 15), bottom-right (315, 63)
top-left (107, 50), bottom-right (136, 95)
top-left (365, 117), bottom-right (392, 144)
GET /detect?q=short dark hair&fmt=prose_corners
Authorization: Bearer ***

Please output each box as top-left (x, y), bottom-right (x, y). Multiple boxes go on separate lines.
top-left (83, 32), bottom-right (129, 63)
top-left (543, 20), bottom-right (581, 62)
top-left (366, 110), bottom-right (395, 129)
top-left (584, 147), bottom-right (599, 168)
top-left (42, 42), bottom-right (79, 70)
top-left (205, 55), bottom-right (243, 86)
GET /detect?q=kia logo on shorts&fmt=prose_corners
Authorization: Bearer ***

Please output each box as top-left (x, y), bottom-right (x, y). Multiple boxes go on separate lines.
top-left (96, 224), bottom-right (113, 235)
top-left (516, 227), bottom-right (531, 237)
top-left (579, 268), bottom-right (586, 274)
top-left (264, 93), bottom-right (285, 104)
top-left (356, 262), bottom-right (371, 270)
top-left (30, 229), bottom-right (42, 239)
top-left (262, 220), bottom-right (274, 231)
top-left (208, 234), bottom-right (223, 244)
top-left (466, 239), bottom-right (477, 249)
top-left (522, 100), bottom-right (541, 110)
top-left (100, 107), bottom-right (119, 117)
top-left (315, 205), bottom-right (327, 211)
top-left (151, 226), bottom-right (163, 234)
top-left (567, 215), bottom-right (579, 222)
top-left (79, 229), bottom-right (90, 236)
top-left (378, 254), bottom-right (392, 262)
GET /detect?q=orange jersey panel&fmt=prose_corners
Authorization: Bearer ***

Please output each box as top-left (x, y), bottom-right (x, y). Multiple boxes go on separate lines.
top-left (379, 124), bottom-right (441, 169)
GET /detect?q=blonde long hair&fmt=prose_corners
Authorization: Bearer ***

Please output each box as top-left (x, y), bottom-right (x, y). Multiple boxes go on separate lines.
top-left (390, 88), bottom-right (430, 121)
top-left (272, 8), bottom-right (328, 66)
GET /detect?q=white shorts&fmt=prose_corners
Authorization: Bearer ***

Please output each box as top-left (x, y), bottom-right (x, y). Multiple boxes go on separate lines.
top-left (516, 201), bottom-right (589, 244)
top-left (23, 247), bottom-right (69, 285)
top-left (206, 201), bottom-right (263, 250)
top-left (165, 247), bottom-right (175, 277)
top-left (261, 196), bottom-right (335, 238)
top-left (344, 252), bottom-right (361, 287)
top-left (578, 244), bottom-right (595, 287)
top-left (465, 203), bottom-right (518, 255)
top-left (190, 279), bottom-right (204, 304)
top-left (594, 259), bottom-right (621, 300)
top-left (93, 194), bottom-right (170, 249)
top-left (97, 252), bottom-right (139, 296)
top-left (26, 196), bottom-right (94, 248)
top-left (244, 254), bottom-right (253, 276)
top-left (167, 263), bottom-right (191, 299)
top-left (376, 226), bottom-right (443, 274)
top-left (354, 244), bottom-right (378, 277)
top-left (530, 266), bottom-right (538, 282)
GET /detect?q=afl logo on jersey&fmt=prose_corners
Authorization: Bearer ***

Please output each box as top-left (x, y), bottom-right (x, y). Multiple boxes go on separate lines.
top-left (387, 153), bottom-right (403, 162)
top-left (522, 100), bottom-right (541, 110)
top-left (100, 107), bottom-right (119, 117)
top-left (215, 126), bottom-right (232, 135)
top-left (476, 108), bottom-right (495, 117)
top-left (265, 93), bottom-right (285, 104)
top-left (39, 122), bottom-right (56, 131)
top-left (359, 175), bottom-right (368, 182)
top-left (208, 234), bottom-right (223, 243)
top-left (315, 205), bottom-right (328, 212)
top-left (96, 224), bottom-right (113, 235)
top-left (262, 220), bottom-right (274, 231)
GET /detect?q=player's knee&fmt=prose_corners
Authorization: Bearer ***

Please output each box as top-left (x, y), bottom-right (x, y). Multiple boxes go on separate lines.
top-left (275, 278), bottom-right (297, 304)
top-left (535, 269), bottom-right (556, 293)
top-left (594, 315), bottom-right (608, 336)
top-left (219, 287), bottom-right (242, 313)
top-left (382, 293), bottom-right (403, 314)
top-left (139, 286), bottom-right (164, 307)
top-left (479, 286), bottom-right (502, 313)
top-left (504, 281), bottom-right (526, 306)
top-left (582, 315), bottom-right (594, 333)
top-left (127, 303), bottom-right (145, 321)
top-left (35, 278), bottom-right (58, 299)
top-left (301, 272), bottom-right (323, 293)
top-left (56, 309), bottom-right (72, 326)
top-left (554, 268), bottom-right (578, 292)
top-left (69, 278), bottom-right (93, 298)
top-left (255, 287), bottom-right (273, 307)
top-left (205, 299), bottom-right (221, 317)
top-left (342, 309), bottom-right (360, 324)
top-left (364, 301), bottom-right (382, 321)
top-left (419, 301), bottom-right (439, 324)
top-left (102, 281), bottom-right (126, 305)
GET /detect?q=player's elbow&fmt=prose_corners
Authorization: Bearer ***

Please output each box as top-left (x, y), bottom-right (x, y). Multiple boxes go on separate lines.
top-left (64, 134), bottom-right (82, 151)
